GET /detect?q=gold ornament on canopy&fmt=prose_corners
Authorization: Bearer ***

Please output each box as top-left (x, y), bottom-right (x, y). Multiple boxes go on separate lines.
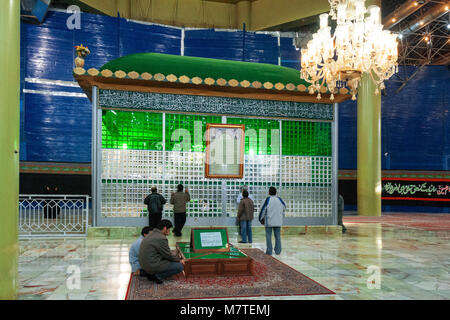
top-left (300, 0), bottom-right (398, 100)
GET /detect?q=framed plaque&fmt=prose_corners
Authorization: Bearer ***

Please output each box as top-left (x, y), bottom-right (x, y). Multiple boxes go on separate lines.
top-left (205, 123), bottom-right (245, 179)
top-left (190, 227), bottom-right (230, 253)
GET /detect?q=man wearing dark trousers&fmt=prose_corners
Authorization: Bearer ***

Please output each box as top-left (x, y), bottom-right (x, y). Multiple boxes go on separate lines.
top-left (139, 219), bottom-right (185, 284)
top-left (259, 186), bottom-right (286, 255)
top-left (170, 184), bottom-right (191, 237)
top-left (338, 194), bottom-right (347, 233)
top-left (144, 187), bottom-right (167, 229)
top-left (129, 226), bottom-right (152, 276)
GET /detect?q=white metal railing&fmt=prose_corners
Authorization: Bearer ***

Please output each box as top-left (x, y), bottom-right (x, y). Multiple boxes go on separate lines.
top-left (19, 195), bottom-right (90, 237)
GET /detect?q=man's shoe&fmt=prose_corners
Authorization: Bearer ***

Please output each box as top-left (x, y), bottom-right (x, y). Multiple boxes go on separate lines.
top-left (139, 269), bottom-right (149, 277)
top-left (147, 274), bottom-right (163, 284)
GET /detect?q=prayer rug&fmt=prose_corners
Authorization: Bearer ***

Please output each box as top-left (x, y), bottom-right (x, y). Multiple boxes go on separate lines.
top-left (125, 248), bottom-right (334, 300)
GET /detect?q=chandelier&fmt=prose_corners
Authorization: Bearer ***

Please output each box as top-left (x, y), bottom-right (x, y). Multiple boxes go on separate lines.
top-left (300, 0), bottom-right (399, 100)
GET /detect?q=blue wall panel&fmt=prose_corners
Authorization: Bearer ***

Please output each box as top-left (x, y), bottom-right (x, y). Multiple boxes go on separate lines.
top-left (21, 11), bottom-right (184, 164)
top-left (184, 29), bottom-right (244, 61)
top-left (243, 32), bottom-right (278, 64)
top-left (75, 13), bottom-right (120, 70)
top-left (24, 93), bottom-right (91, 162)
top-left (22, 11), bottom-right (120, 163)
top-left (280, 36), bottom-right (300, 70)
top-left (338, 66), bottom-right (450, 171)
top-left (119, 19), bottom-right (181, 56)
top-left (383, 66), bottom-right (449, 170)
top-left (184, 30), bottom-right (282, 65)
top-left (338, 99), bottom-right (357, 169)
top-left (20, 23), bottom-right (28, 161)
top-left (24, 22), bottom-right (74, 82)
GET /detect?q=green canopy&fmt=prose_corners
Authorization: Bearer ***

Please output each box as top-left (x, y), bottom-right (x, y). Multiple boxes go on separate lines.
top-left (100, 52), bottom-right (308, 87)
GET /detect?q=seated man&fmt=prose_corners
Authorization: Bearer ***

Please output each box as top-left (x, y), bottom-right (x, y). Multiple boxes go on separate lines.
top-left (139, 219), bottom-right (185, 284)
top-left (129, 226), bottom-right (152, 276)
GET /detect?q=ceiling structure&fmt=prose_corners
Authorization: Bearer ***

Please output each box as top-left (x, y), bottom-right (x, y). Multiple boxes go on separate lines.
top-left (383, 0), bottom-right (450, 66)
top-left (263, 0), bottom-right (448, 94)
top-left (275, 0), bottom-right (449, 66)
top-left (48, 0), bottom-right (449, 67)
top-left (49, 0), bottom-right (331, 31)
top-left (381, 0), bottom-right (450, 93)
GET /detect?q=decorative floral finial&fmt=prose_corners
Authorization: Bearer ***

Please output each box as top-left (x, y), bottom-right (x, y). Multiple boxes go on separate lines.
top-left (75, 44), bottom-right (90, 57)
top-left (74, 44), bottom-right (90, 68)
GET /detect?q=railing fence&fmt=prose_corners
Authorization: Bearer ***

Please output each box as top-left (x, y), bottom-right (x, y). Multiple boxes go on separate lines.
top-left (19, 194), bottom-right (90, 237)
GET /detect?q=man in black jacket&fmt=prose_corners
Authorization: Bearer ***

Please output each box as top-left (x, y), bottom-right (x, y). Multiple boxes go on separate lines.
top-left (144, 187), bottom-right (167, 228)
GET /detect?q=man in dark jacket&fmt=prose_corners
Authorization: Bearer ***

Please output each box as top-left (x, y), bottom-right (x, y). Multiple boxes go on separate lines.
top-left (138, 219), bottom-right (185, 284)
top-left (237, 189), bottom-right (254, 244)
top-left (144, 187), bottom-right (167, 228)
top-left (170, 184), bottom-right (191, 237)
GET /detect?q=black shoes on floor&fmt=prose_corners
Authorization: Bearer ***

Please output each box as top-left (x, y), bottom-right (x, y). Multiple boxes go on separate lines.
top-left (147, 274), bottom-right (163, 284)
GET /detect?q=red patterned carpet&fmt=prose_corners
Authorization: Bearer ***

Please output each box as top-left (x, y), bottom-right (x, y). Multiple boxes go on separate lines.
top-left (343, 213), bottom-right (450, 231)
top-left (125, 248), bottom-right (334, 300)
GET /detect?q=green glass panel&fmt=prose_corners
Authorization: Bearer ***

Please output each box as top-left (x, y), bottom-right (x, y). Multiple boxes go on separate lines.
top-left (165, 113), bottom-right (222, 152)
top-left (226, 117), bottom-right (280, 155)
top-left (282, 120), bottom-right (331, 156)
top-left (102, 110), bottom-right (163, 150)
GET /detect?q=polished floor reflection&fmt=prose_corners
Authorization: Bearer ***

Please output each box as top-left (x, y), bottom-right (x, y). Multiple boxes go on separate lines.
top-left (18, 216), bottom-right (450, 300)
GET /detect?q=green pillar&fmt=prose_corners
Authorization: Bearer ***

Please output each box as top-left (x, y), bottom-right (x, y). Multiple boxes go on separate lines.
top-left (357, 72), bottom-right (381, 216)
top-left (0, 0), bottom-right (20, 299)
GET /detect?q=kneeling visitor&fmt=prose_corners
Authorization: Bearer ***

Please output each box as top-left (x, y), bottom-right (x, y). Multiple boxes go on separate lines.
top-left (139, 219), bottom-right (185, 284)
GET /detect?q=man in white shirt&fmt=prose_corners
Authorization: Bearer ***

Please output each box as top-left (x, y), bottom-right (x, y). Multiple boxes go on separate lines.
top-left (258, 186), bottom-right (286, 255)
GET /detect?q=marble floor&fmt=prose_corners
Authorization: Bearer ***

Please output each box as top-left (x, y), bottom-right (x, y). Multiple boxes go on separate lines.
top-left (18, 216), bottom-right (450, 300)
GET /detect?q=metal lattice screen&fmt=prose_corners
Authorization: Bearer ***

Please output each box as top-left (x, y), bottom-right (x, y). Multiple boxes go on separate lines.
top-left (100, 110), bottom-right (333, 222)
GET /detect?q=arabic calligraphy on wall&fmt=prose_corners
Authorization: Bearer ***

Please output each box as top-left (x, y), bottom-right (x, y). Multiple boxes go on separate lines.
top-left (382, 178), bottom-right (450, 202)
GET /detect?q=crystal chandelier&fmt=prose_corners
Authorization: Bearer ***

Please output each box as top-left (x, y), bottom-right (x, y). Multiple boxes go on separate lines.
top-left (300, 0), bottom-right (399, 100)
